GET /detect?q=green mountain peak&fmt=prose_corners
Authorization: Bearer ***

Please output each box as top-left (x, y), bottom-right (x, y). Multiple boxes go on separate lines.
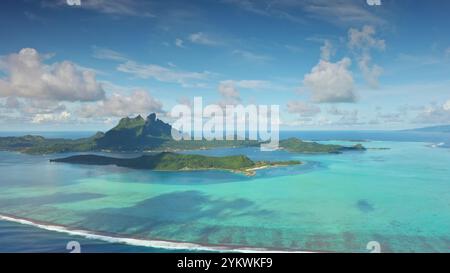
top-left (113, 115), bottom-right (145, 131)
top-left (95, 113), bottom-right (173, 150)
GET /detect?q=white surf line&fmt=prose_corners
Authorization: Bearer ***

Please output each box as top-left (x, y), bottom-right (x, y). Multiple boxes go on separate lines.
top-left (0, 214), bottom-right (312, 253)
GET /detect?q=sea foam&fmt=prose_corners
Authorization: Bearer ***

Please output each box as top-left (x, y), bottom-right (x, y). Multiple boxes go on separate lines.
top-left (0, 214), bottom-right (309, 253)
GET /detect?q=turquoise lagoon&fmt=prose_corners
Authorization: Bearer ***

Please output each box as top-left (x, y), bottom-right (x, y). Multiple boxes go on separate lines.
top-left (0, 133), bottom-right (449, 253)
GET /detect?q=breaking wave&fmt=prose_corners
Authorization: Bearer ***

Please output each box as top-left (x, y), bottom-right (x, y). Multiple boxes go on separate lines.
top-left (0, 213), bottom-right (309, 253)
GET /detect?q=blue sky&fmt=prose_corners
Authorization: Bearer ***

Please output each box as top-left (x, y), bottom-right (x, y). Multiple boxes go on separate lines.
top-left (0, 0), bottom-right (450, 131)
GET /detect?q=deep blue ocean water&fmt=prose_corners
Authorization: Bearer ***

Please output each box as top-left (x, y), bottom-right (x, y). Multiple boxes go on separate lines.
top-left (0, 220), bottom-right (168, 253)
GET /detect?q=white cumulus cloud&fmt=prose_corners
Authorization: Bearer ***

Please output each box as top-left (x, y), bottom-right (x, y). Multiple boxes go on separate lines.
top-left (348, 25), bottom-right (385, 50)
top-left (358, 53), bottom-right (383, 88)
top-left (79, 90), bottom-right (163, 118)
top-left (444, 100), bottom-right (450, 111)
top-left (303, 58), bottom-right (356, 103)
top-left (414, 101), bottom-right (450, 124)
top-left (218, 82), bottom-right (241, 101)
top-left (320, 40), bottom-right (334, 61)
top-left (348, 25), bottom-right (385, 88)
top-left (175, 38), bottom-right (185, 48)
top-left (32, 111), bottom-right (71, 124)
top-left (0, 48), bottom-right (105, 102)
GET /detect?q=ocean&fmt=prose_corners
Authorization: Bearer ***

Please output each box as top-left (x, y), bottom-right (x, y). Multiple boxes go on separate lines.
top-left (0, 131), bottom-right (449, 253)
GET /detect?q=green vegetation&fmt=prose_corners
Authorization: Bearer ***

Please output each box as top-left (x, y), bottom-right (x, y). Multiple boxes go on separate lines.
top-left (50, 152), bottom-right (302, 176)
top-left (94, 113), bottom-right (260, 151)
top-left (0, 114), bottom-right (258, 154)
top-left (0, 133), bottom-right (102, 154)
top-left (0, 113), bottom-right (366, 154)
top-left (279, 138), bottom-right (366, 154)
top-left (112, 115), bottom-right (146, 131)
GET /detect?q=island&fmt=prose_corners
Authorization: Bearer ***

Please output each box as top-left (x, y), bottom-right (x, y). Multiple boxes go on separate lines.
top-left (0, 113), bottom-right (366, 155)
top-left (404, 124), bottom-right (450, 133)
top-left (279, 138), bottom-right (366, 154)
top-left (50, 152), bottom-right (302, 176)
top-left (0, 114), bottom-right (259, 154)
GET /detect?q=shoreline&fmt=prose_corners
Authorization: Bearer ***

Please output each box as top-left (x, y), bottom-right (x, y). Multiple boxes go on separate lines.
top-left (0, 213), bottom-right (313, 253)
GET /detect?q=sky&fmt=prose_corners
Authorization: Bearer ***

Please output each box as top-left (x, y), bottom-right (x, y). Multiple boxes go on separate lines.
top-left (0, 0), bottom-right (450, 131)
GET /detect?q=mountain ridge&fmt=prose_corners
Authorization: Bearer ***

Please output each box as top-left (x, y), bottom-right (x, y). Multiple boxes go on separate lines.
top-left (96, 113), bottom-right (174, 150)
top-left (0, 113), bottom-right (366, 154)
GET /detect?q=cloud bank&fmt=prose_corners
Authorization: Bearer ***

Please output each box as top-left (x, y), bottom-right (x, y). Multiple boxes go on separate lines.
top-left (0, 48), bottom-right (105, 102)
top-left (80, 90), bottom-right (163, 118)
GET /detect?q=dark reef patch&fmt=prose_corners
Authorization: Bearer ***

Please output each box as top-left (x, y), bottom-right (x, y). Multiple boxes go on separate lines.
top-left (356, 199), bottom-right (375, 213)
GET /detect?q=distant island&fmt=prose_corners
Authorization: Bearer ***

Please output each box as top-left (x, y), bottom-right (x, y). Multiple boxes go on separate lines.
top-left (50, 152), bottom-right (302, 176)
top-left (0, 113), bottom-right (366, 155)
top-left (279, 138), bottom-right (366, 154)
top-left (404, 124), bottom-right (450, 133)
